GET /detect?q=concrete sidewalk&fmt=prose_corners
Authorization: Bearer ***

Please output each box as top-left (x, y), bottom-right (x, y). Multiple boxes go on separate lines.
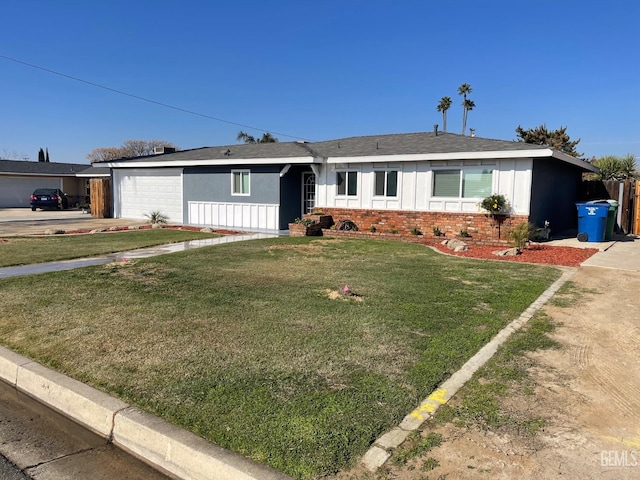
top-left (547, 233), bottom-right (640, 271)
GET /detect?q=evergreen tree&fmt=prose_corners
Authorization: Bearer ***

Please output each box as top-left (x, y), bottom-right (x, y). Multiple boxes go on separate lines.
top-left (45, 148), bottom-right (50, 162)
top-left (37, 148), bottom-right (45, 162)
top-left (515, 124), bottom-right (582, 157)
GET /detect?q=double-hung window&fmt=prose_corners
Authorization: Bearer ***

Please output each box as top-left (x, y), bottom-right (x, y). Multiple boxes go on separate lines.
top-left (231, 170), bottom-right (250, 196)
top-left (433, 168), bottom-right (493, 198)
top-left (336, 171), bottom-right (358, 196)
top-left (374, 170), bottom-right (398, 197)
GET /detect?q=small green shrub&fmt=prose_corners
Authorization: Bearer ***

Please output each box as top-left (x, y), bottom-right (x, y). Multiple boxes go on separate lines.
top-left (459, 230), bottom-right (470, 238)
top-left (390, 228), bottom-right (399, 234)
top-left (509, 222), bottom-right (536, 249)
top-left (410, 227), bottom-right (422, 236)
top-left (432, 226), bottom-right (442, 236)
top-left (144, 211), bottom-right (169, 224)
top-left (293, 217), bottom-right (314, 227)
top-left (370, 225), bottom-right (377, 233)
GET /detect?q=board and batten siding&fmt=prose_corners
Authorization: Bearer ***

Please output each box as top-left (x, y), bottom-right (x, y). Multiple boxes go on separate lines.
top-left (315, 158), bottom-right (533, 215)
top-left (188, 201), bottom-right (279, 231)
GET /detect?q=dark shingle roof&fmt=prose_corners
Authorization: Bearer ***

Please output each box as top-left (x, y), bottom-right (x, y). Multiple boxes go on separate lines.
top-left (307, 132), bottom-right (548, 157)
top-left (98, 142), bottom-right (314, 164)
top-left (0, 159), bottom-right (93, 175)
top-left (101, 132), bottom-right (553, 165)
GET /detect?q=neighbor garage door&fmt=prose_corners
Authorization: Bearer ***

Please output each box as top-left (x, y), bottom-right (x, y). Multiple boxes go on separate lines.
top-left (0, 176), bottom-right (62, 208)
top-left (113, 169), bottom-right (183, 223)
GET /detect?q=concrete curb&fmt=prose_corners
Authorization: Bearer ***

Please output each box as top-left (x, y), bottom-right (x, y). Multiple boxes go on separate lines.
top-left (362, 267), bottom-right (577, 471)
top-left (0, 345), bottom-right (292, 480)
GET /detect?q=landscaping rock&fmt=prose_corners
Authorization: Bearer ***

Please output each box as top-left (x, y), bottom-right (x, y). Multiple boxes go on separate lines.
top-left (90, 228), bottom-right (107, 234)
top-left (443, 238), bottom-right (468, 252)
top-left (493, 247), bottom-right (521, 257)
top-left (44, 229), bottom-right (65, 235)
top-left (108, 226), bottom-right (120, 231)
top-left (128, 225), bottom-right (140, 230)
top-left (151, 223), bottom-right (164, 229)
top-left (200, 227), bottom-right (213, 233)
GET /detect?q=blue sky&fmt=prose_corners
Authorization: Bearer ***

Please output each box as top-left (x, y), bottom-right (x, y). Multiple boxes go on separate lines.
top-left (1, 0), bottom-right (638, 163)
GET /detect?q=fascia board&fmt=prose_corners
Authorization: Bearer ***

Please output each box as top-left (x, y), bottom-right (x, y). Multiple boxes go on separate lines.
top-left (551, 151), bottom-right (599, 172)
top-left (326, 150), bottom-right (555, 164)
top-left (105, 156), bottom-right (318, 168)
top-left (326, 149), bottom-right (599, 172)
top-left (0, 172), bottom-right (79, 177)
top-left (75, 173), bottom-right (111, 177)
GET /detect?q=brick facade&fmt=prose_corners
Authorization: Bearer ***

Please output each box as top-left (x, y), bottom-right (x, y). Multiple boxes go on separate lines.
top-left (307, 207), bottom-right (529, 246)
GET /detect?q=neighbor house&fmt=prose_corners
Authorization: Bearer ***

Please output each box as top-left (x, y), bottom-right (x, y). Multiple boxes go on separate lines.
top-left (0, 159), bottom-right (109, 208)
top-left (102, 132), bottom-right (598, 240)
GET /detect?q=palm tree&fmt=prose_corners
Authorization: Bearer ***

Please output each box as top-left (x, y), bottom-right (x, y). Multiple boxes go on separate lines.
top-left (458, 83), bottom-right (473, 135)
top-left (436, 96), bottom-right (452, 132)
top-left (463, 99), bottom-right (475, 135)
top-left (236, 131), bottom-right (257, 144)
top-left (258, 132), bottom-right (279, 143)
top-left (236, 131), bottom-right (279, 144)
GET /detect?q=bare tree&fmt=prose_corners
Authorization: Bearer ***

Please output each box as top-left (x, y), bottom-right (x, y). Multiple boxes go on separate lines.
top-left (86, 139), bottom-right (177, 163)
top-left (86, 147), bottom-right (124, 163)
top-left (1, 149), bottom-right (30, 160)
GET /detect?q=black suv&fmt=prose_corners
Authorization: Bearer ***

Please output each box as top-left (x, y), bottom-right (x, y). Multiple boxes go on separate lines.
top-left (30, 188), bottom-right (69, 211)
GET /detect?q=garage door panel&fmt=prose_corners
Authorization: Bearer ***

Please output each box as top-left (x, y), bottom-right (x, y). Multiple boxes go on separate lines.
top-left (114, 169), bottom-right (183, 223)
top-left (0, 177), bottom-right (61, 208)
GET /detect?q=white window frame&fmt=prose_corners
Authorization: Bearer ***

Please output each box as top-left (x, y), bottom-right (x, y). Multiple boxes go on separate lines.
top-left (432, 167), bottom-right (494, 199)
top-left (231, 169), bottom-right (250, 196)
top-left (336, 170), bottom-right (358, 197)
top-left (373, 170), bottom-right (398, 198)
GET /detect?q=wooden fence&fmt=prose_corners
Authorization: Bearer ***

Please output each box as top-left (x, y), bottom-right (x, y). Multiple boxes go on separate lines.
top-left (90, 178), bottom-right (111, 218)
top-left (635, 180), bottom-right (640, 235)
top-left (580, 179), bottom-right (636, 234)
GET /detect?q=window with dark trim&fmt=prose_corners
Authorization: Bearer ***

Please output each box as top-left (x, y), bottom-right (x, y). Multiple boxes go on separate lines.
top-left (433, 168), bottom-right (493, 198)
top-left (336, 171), bottom-right (358, 196)
top-left (374, 170), bottom-right (398, 197)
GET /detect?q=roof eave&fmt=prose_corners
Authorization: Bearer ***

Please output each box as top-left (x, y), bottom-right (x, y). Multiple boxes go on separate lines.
top-left (106, 156), bottom-right (320, 168)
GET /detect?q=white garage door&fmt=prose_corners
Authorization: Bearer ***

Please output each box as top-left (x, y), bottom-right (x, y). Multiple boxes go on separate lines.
top-left (114, 169), bottom-right (183, 223)
top-left (0, 176), bottom-right (62, 208)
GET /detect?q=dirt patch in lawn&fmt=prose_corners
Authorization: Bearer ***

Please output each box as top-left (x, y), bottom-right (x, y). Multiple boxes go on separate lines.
top-left (335, 267), bottom-right (640, 479)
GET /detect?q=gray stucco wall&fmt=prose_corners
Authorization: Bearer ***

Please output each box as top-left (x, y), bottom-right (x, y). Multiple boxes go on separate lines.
top-left (529, 158), bottom-right (583, 234)
top-left (183, 165), bottom-right (281, 203)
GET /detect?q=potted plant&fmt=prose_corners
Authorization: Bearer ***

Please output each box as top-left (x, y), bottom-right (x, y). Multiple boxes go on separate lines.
top-left (480, 194), bottom-right (509, 238)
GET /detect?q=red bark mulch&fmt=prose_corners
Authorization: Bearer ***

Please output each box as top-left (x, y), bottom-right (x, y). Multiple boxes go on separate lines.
top-left (429, 242), bottom-right (599, 267)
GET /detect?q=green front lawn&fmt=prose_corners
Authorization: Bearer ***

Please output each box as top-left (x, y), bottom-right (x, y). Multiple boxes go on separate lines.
top-left (0, 237), bottom-right (560, 479)
top-left (0, 229), bottom-right (219, 267)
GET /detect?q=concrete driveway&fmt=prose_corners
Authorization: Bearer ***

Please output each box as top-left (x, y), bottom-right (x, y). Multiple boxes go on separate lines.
top-left (0, 208), bottom-right (147, 236)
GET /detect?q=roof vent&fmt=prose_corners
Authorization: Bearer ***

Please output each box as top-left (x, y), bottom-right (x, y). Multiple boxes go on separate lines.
top-left (153, 146), bottom-right (176, 155)
top-left (434, 124), bottom-right (439, 136)
top-left (223, 149), bottom-right (231, 157)
top-left (469, 128), bottom-right (476, 137)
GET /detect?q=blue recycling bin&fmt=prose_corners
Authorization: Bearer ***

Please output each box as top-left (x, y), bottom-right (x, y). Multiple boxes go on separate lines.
top-left (576, 202), bottom-right (609, 242)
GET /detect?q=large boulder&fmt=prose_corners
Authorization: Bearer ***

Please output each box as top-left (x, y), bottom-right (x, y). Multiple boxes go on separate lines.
top-left (442, 238), bottom-right (468, 252)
